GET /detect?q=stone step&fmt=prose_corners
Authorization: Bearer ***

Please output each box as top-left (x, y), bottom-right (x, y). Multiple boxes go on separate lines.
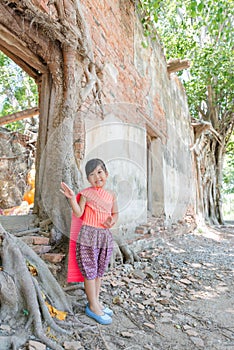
top-left (20, 234), bottom-right (66, 264)
top-left (32, 245), bottom-right (52, 254)
top-left (19, 235), bottom-right (52, 254)
top-left (1, 216), bottom-right (66, 269)
top-left (0, 214), bottom-right (37, 233)
top-left (41, 253), bottom-right (65, 263)
top-left (20, 235), bottom-right (50, 245)
top-left (135, 225), bottom-right (149, 234)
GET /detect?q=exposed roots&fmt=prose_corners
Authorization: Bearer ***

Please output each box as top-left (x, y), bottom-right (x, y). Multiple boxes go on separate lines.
top-left (0, 224), bottom-right (76, 350)
top-left (109, 236), bottom-right (140, 268)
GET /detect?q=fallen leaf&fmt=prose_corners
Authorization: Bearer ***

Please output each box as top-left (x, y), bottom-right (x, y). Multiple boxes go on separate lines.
top-left (143, 322), bottom-right (155, 329)
top-left (174, 324), bottom-right (181, 329)
top-left (185, 329), bottom-right (199, 337)
top-left (157, 299), bottom-right (170, 305)
top-left (180, 278), bottom-right (192, 285)
top-left (143, 298), bottom-right (155, 306)
top-left (26, 261), bottom-right (38, 276)
top-left (112, 296), bottom-right (122, 305)
top-left (130, 286), bottom-right (141, 296)
top-left (130, 279), bottom-right (143, 284)
top-left (121, 331), bottom-right (134, 338)
top-left (23, 309), bottom-right (29, 316)
top-left (136, 303), bottom-right (145, 309)
top-left (45, 301), bottom-right (67, 320)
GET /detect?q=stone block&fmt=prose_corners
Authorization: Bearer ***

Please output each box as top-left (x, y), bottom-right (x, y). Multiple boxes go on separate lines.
top-left (28, 340), bottom-right (46, 350)
top-left (32, 245), bottom-right (51, 254)
top-left (32, 236), bottom-right (50, 245)
top-left (135, 226), bottom-right (146, 234)
top-left (42, 253), bottom-right (65, 263)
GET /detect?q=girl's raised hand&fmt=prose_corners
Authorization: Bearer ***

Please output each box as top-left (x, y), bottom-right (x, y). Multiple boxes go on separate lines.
top-left (60, 182), bottom-right (75, 199)
top-left (103, 216), bottom-right (115, 228)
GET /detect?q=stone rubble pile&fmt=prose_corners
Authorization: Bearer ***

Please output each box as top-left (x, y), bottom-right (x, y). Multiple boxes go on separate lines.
top-left (0, 216), bottom-right (233, 350)
top-left (58, 221), bottom-right (233, 350)
top-left (95, 222), bottom-right (233, 350)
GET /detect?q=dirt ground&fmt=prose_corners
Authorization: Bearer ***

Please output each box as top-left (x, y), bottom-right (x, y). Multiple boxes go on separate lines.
top-left (1, 221), bottom-right (233, 350)
top-left (61, 223), bottom-right (234, 350)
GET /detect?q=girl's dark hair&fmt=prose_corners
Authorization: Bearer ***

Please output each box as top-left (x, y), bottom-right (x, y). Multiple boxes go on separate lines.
top-left (85, 158), bottom-right (107, 177)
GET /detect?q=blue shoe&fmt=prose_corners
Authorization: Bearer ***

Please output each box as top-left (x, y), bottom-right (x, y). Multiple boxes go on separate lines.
top-left (86, 303), bottom-right (113, 317)
top-left (85, 305), bottom-right (112, 325)
top-left (103, 306), bottom-right (113, 317)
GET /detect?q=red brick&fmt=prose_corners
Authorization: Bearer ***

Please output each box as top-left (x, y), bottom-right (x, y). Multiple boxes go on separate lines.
top-left (32, 236), bottom-right (50, 245)
top-left (32, 245), bottom-right (52, 254)
top-left (42, 253), bottom-right (65, 263)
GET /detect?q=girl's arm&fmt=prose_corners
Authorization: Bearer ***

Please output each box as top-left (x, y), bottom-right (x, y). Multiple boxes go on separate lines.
top-left (111, 194), bottom-right (119, 225)
top-left (103, 193), bottom-right (118, 228)
top-left (60, 182), bottom-right (86, 217)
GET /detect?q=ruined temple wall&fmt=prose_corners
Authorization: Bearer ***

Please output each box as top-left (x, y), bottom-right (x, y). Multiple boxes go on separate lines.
top-left (8, 0), bottom-right (196, 229)
top-left (79, 0), bottom-right (196, 228)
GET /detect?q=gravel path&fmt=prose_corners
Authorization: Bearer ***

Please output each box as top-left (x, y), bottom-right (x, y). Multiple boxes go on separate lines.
top-left (72, 224), bottom-right (234, 350)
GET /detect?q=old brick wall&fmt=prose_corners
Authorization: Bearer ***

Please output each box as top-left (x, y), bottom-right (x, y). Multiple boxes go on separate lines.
top-left (79, 0), bottom-right (195, 226)
top-left (11, 0), bottom-right (195, 228)
top-left (80, 0), bottom-right (166, 136)
top-left (30, 0), bottom-right (189, 141)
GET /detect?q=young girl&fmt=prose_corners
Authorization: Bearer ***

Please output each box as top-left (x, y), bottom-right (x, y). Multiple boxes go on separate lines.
top-left (60, 159), bottom-right (118, 325)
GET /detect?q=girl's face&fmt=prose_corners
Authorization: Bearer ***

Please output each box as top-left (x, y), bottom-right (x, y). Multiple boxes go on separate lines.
top-left (87, 165), bottom-right (108, 188)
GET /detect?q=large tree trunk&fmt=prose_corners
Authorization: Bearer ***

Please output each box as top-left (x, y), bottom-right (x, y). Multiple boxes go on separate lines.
top-left (194, 137), bottom-right (223, 224)
top-left (0, 0), bottom-right (100, 236)
top-left (192, 84), bottom-right (234, 225)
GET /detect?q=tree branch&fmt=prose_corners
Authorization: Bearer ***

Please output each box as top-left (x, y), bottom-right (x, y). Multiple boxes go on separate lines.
top-left (0, 107), bottom-right (39, 126)
top-left (167, 58), bottom-right (190, 73)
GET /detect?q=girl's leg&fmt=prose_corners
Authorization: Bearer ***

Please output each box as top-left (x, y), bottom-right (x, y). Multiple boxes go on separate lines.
top-left (84, 278), bottom-right (103, 315)
top-left (95, 277), bottom-right (103, 309)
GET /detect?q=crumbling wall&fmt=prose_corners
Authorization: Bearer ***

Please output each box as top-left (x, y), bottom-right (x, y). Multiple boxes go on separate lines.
top-left (0, 127), bottom-right (36, 212)
top-left (0, 0), bottom-right (195, 229)
top-left (77, 0), bottom-right (195, 228)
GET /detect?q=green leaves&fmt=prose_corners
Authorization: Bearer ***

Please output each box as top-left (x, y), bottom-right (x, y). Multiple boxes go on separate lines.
top-left (23, 309), bottom-right (29, 316)
top-left (137, 0), bottom-right (234, 125)
top-left (223, 137), bottom-right (234, 194)
top-left (137, 0), bottom-right (234, 196)
top-left (0, 51), bottom-right (38, 131)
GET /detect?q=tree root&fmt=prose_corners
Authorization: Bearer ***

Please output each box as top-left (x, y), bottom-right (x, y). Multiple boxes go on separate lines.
top-left (0, 334), bottom-right (28, 350)
top-left (33, 278), bottom-right (72, 335)
top-left (0, 271), bottom-right (18, 321)
top-left (0, 224), bottom-right (77, 350)
top-left (110, 236), bottom-right (140, 268)
top-left (97, 324), bottom-right (112, 350)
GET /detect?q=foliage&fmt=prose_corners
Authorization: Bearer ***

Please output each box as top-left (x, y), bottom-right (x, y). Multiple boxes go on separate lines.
top-left (222, 135), bottom-right (234, 194)
top-left (138, 0), bottom-right (234, 200)
top-left (0, 51), bottom-right (38, 131)
top-left (137, 0), bottom-right (234, 122)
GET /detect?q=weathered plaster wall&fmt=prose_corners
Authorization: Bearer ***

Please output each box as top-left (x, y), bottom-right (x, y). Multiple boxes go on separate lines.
top-left (17, 0), bottom-right (195, 229)
top-left (133, 19), bottom-right (195, 224)
top-left (83, 117), bottom-right (147, 230)
top-left (162, 79), bottom-right (195, 224)
top-left (78, 0), bottom-right (196, 228)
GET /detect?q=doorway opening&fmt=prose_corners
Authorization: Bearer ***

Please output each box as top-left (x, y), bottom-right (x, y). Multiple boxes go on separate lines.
top-left (0, 51), bottom-right (39, 216)
top-left (146, 131), bottom-right (164, 218)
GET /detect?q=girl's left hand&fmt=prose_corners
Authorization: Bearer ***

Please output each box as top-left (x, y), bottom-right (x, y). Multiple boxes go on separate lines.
top-left (103, 216), bottom-right (115, 228)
